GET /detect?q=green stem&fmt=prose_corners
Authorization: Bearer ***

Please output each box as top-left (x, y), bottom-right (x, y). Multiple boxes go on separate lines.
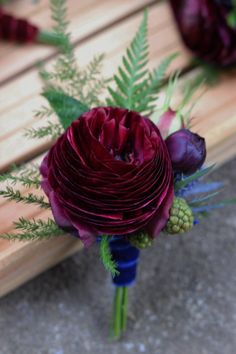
top-left (110, 286), bottom-right (129, 339)
top-left (37, 30), bottom-right (66, 47)
top-left (112, 287), bottom-right (123, 339)
top-left (121, 286), bottom-right (128, 332)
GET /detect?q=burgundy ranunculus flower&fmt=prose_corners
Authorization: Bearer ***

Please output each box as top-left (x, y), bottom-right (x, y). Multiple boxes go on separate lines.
top-left (170, 0), bottom-right (236, 66)
top-left (165, 128), bottom-right (206, 174)
top-left (40, 107), bottom-right (174, 247)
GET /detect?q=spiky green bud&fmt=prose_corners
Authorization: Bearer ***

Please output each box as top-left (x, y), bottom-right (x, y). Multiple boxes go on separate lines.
top-left (129, 232), bottom-right (153, 249)
top-left (165, 197), bottom-right (194, 234)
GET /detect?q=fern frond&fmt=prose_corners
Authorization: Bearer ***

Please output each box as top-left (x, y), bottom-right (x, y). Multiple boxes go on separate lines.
top-left (107, 10), bottom-right (149, 110)
top-left (25, 122), bottom-right (63, 140)
top-left (135, 53), bottom-right (179, 114)
top-left (34, 106), bottom-right (54, 120)
top-left (107, 11), bottom-right (178, 115)
top-left (38, 0), bottom-right (107, 112)
top-left (0, 187), bottom-right (50, 209)
top-left (0, 218), bottom-right (64, 241)
top-left (0, 165), bottom-right (41, 189)
top-left (100, 236), bottom-right (119, 277)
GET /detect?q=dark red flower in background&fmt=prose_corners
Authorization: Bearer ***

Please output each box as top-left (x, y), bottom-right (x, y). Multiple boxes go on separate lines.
top-left (0, 8), bottom-right (39, 43)
top-left (169, 0), bottom-right (236, 66)
top-left (40, 107), bottom-right (174, 246)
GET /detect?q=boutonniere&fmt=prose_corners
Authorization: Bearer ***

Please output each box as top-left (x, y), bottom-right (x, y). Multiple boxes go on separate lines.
top-left (1, 1), bottom-right (235, 340)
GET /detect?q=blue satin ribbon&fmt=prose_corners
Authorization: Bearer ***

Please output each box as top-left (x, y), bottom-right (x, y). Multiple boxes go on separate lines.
top-left (109, 237), bottom-right (140, 287)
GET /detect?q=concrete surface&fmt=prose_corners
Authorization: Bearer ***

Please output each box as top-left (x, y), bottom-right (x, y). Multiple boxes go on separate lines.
top-left (0, 158), bottom-right (236, 354)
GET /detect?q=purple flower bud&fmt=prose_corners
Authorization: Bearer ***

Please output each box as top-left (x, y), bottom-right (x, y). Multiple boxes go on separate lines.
top-left (165, 129), bottom-right (206, 174)
top-left (169, 0), bottom-right (236, 67)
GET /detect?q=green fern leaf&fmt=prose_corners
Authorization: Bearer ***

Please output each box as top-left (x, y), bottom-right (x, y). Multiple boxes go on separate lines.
top-left (107, 11), bottom-right (178, 115)
top-left (107, 10), bottom-right (149, 110)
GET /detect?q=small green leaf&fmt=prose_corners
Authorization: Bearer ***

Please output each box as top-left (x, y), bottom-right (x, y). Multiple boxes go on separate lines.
top-left (100, 235), bottom-right (119, 278)
top-left (42, 88), bottom-right (89, 130)
top-left (175, 165), bottom-right (215, 193)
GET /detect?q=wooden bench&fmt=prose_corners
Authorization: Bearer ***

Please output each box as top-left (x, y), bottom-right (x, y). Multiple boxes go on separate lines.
top-left (1, 0), bottom-right (236, 297)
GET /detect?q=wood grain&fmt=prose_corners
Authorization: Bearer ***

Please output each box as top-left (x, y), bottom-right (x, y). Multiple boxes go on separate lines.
top-left (0, 0), bottom-right (156, 84)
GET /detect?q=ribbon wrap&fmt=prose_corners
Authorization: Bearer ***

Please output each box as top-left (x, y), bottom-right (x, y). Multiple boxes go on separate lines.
top-left (109, 238), bottom-right (140, 287)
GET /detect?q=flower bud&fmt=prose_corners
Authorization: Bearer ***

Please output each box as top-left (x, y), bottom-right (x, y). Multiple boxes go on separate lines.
top-left (165, 129), bottom-right (206, 174)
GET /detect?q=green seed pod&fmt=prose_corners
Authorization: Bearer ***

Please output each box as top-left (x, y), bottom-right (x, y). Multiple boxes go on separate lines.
top-left (129, 232), bottom-right (153, 249)
top-left (165, 197), bottom-right (194, 235)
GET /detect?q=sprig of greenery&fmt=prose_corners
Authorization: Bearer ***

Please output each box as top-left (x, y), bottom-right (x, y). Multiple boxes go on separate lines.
top-left (0, 187), bottom-right (50, 209)
top-left (0, 218), bottom-right (64, 241)
top-left (25, 121), bottom-right (63, 140)
top-left (39, 1), bottom-right (107, 107)
top-left (34, 0), bottom-right (107, 134)
top-left (0, 165), bottom-right (41, 189)
top-left (100, 236), bottom-right (119, 278)
top-left (107, 11), bottom-right (177, 115)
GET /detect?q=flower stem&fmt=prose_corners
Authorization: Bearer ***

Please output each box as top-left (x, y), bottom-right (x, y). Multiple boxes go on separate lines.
top-left (112, 287), bottom-right (123, 339)
top-left (121, 286), bottom-right (128, 332)
top-left (110, 286), bottom-right (129, 339)
top-left (37, 30), bottom-right (66, 47)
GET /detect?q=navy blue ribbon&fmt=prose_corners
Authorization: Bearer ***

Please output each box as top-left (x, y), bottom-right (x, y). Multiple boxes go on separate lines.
top-left (109, 237), bottom-right (140, 287)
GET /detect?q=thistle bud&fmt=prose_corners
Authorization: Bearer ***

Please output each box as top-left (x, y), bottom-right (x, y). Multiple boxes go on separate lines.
top-left (129, 232), bottom-right (153, 249)
top-left (165, 197), bottom-right (194, 234)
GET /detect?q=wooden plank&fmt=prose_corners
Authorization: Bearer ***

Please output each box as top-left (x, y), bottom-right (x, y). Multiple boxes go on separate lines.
top-left (0, 0), bottom-right (155, 84)
top-left (0, 3), bottom-right (188, 171)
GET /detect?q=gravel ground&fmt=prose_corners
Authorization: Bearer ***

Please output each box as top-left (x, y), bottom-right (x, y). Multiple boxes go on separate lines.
top-left (0, 158), bottom-right (236, 354)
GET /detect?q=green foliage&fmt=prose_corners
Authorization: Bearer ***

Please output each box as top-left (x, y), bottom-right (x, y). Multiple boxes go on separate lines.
top-left (107, 10), bottom-right (149, 110)
top-left (1, 218), bottom-right (64, 241)
top-left (34, 0), bottom-right (107, 136)
top-left (0, 187), bottom-right (50, 209)
top-left (100, 236), bottom-right (119, 278)
top-left (39, 1), bottom-right (107, 106)
top-left (175, 166), bottom-right (215, 193)
top-left (0, 165), bottom-right (41, 189)
top-left (42, 88), bottom-right (89, 129)
top-left (107, 11), bottom-right (177, 115)
top-left (50, 0), bottom-right (69, 38)
top-left (25, 122), bottom-right (63, 140)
